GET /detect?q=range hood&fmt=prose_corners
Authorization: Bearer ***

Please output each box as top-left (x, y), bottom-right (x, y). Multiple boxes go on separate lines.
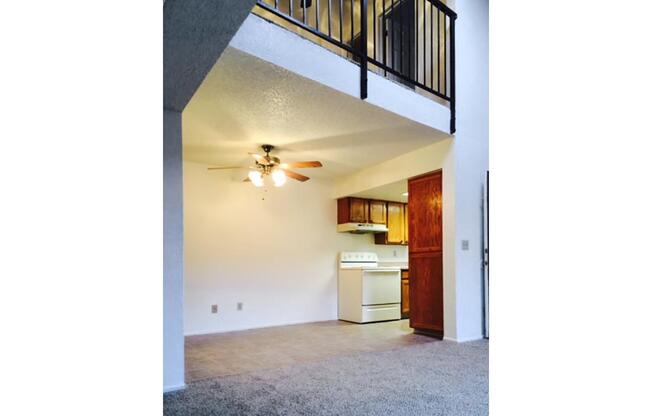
top-left (337, 223), bottom-right (389, 234)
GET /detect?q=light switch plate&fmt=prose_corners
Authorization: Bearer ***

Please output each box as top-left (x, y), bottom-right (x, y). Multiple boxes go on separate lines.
top-left (237, 302), bottom-right (243, 311)
top-left (462, 240), bottom-right (469, 251)
top-left (211, 304), bottom-right (218, 314)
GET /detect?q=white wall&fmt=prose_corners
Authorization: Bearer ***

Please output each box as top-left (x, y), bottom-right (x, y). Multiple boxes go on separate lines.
top-left (183, 161), bottom-right (406, 335)
top-left (163, 109), bottom-right (185, 392)
top-left (448, 0), bottom-right (488, 342)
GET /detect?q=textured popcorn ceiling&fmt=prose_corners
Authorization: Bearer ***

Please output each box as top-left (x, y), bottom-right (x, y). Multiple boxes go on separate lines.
top-left (182, 47), bottom-right (448, 179)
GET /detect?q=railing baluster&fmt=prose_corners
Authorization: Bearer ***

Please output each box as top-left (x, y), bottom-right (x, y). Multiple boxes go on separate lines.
top-left (382, 0), bottom-right (386, 75)
top-left (340, 0), bottom-right (343, 42)
top-left (328, 0), bottom-right (332, 36)
top-left (404, 0), bottom-right (408, 78)
top-left (350, 0), bottom-right (354, 46)
top-left (373, 0), bottom-right (376, 61)
top-left (415, 0), bottom-right (418, 83)
top-left (275, 0), bottom-right (279, 9)
top-left (361, 0), bottom-right (368, 99)
top-left (410, 0), bottom-right (419, 82)
top-left (418, 0), bottom-right (421, 84)
top-left (444, 14), bottom-right (447, 96)
top-left (415, 0), bottom-right (418, 82)
top-left (303, 0), bottom-right (307, 24)
top-left (289, 0), bottom-right (293, 18)
top-left (429, 2), bottom-right (433, 90)
top-left (399, 0), bottom-right (403, 73)
top-left (449, 14), bottom-right (455, 133)
top-left (410, 0), bottom-right (414, 78)
top-left (422, 0), bottom-right (426, 86)
top-left (437, 9), bottom-right (440, 92)
top-left (391, 0), bottom-right (394, 71)
top-left (316, 0), bottom-right (320, 31)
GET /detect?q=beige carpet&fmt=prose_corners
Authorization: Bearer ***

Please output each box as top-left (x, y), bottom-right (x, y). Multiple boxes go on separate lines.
top-left (185, 320), bottom-right (438, 382)
top-left (165, 339), bottom-right (488, 416)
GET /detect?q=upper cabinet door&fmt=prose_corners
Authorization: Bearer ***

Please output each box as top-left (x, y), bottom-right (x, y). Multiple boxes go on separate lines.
top-left (386, 202), bottom-right (405, 244)
top-left (348, 198), bottom-right (369, 223)
top-left (368, 200), bottom-right (387, 224)
top-left (408, 171), bottom-right (443, 253)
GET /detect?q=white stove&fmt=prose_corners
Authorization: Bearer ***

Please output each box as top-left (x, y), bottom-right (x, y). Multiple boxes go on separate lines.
top-left (339, 252), bottom-right (400, 270)
top-left (338, 252), bottom-right (401, 323)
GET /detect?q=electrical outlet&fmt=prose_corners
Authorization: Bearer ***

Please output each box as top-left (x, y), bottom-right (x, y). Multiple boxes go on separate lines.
top-left (237, 302), bottom-right (243, 311)
top-left (462, 240), bottom-right (469, 251)
top-left (393, 249), bottom-right (397, 257)
top-left (211, 304), bottom-right (218, 314)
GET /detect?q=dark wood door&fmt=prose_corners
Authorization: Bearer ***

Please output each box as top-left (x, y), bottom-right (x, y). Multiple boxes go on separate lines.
top-left (408, 171), bottom-right (443, 338)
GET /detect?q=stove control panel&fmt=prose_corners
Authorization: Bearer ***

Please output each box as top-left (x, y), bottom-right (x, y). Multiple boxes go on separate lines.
top-left (339, 252), bottom-right (378, 263)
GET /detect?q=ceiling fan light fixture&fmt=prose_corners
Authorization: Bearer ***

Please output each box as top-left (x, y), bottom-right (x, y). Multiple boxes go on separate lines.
top-left (248, 170), bottom-right (264, 187)
top-left (272, 169), bottom-right (287, 187)
top-left (209, 145), bottom-right (321, 186)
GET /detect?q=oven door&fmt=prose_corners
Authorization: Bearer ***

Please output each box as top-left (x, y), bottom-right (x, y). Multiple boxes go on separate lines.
top-left (361, 269), bottom-right (401, 305)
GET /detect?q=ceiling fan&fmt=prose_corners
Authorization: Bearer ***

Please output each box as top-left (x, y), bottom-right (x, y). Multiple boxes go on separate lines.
top-left (207, 144), bottom-right (323, 187)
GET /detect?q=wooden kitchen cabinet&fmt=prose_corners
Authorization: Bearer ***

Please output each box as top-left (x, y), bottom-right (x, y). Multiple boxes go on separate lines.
top-left (337, 197), bottom-right (387, 225)
top-left (338, 197), bottom-right (370, 223)
top-left (348, 198), bottom-right (368, 223)
top-left (338, 197), bottom-right (406, 245)
top-left (386, 202), bottom-right (404, 243)
top-left (368, 199), bottom-right (387, 224)
top-left (374, 202), bottom-right (409, 245)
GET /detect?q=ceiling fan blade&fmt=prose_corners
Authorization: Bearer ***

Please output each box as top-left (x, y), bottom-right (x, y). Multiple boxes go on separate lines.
top-left (207, 166), bottom-right (245, 170)
top-left (283, 169), bottom-right (310, 182)
top-left (281, 161), bottom-right (323, 169)
top-left (243, 177), bottom-right (251, 182)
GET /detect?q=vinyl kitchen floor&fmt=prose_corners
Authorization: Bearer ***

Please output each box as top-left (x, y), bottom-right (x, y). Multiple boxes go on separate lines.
top-left (185, 319), bottom-right (438, 382)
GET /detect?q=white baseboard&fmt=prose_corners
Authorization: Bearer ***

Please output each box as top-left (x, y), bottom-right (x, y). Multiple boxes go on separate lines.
top-left (184, 317), bottom-right (337, 337)
top-left (164, 383), bottom-right (186, 393)
top-left (443, 334), bottom-right (485, 343)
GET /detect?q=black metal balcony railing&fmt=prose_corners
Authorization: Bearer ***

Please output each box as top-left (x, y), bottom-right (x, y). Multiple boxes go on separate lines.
top-left (255, 0), bottom-right (457, 133)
